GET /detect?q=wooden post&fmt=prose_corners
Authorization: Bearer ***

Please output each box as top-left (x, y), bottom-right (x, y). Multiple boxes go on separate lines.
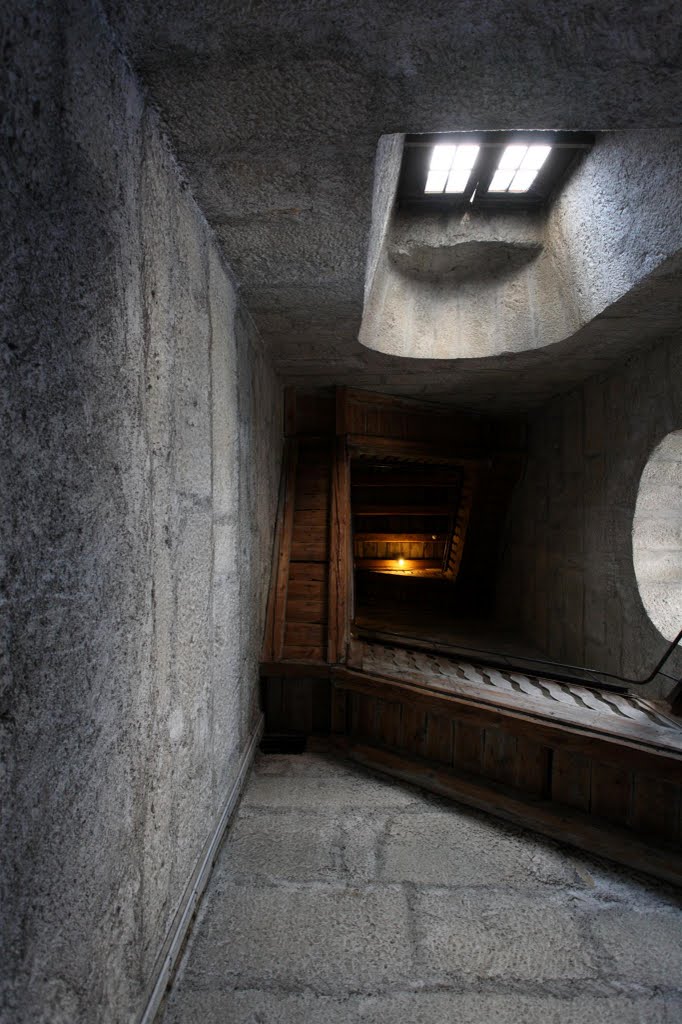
top-left (328, 435), bottom-right (351, 664)
top-left (264, 439), bottom-right (298, 661)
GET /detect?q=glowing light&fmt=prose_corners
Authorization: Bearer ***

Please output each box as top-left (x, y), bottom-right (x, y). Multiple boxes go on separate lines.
top-left (488, 143), bottom-right (552, 193)
top-left (425, 143), bottom-right (480, 194)
top-left (398, 557), bottom-right (405, 567)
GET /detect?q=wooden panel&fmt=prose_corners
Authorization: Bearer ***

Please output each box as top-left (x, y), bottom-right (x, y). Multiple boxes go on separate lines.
top-left (629, 775), bottom-right (681, 842)
top-left (591, 761), bottom-right (632, 826)
top-left (424, 713), bottom-right (454, 764)
top-left (267, 441), bottom-right (298, 660)
top-left (328, 435), bottom-right (351, 664)
top-left (352, 693), bottom-right (377, 738)
top-left (284, 622), bottom-right (326, 647)
top-left (375, 699), bottom-right (402, 748)
top-left (293, 509), bottom-right (328, 530)
top-left (285, 598), bottom-right (327, 624)
top-left (482, 728), bottom-right (518, 786)
top-left (289, 562), bottom-right (328, 582)
top-left (454, 721), bottom-right (483, 774)
top-left (552, 750), bottom-right (592, 812)
top-left (331, 687), bottom-right (349, 733)
top-left (262, 677), bottom-right (331, 735)
top-left (282, 645), bottom-right (325, 662)
top-left (291, 533), bottom-right (329, 562)
top-left (400, 705), bottom-right (427, 758)
top-left (515, 737), bottom-right (551, 797)
top-left (287, 579), bottom-right (326, 602)
top-left (333, 667), bottom-right (682, 781)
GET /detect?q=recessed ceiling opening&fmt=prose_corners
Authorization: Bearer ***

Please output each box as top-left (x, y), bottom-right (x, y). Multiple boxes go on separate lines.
top-left (398, 130), bottom-right (593, 210)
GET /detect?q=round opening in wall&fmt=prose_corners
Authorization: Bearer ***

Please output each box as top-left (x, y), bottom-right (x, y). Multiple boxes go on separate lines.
top-left (632, 430), bottom-right (682, 643)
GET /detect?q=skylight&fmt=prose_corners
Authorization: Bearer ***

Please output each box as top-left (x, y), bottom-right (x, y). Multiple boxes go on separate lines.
top-left (488, 144), bottom-right (552, 193)
top-left (398, 132), bottom-right (592, 210)
top-left (425, 144), bottom-right (480, 194)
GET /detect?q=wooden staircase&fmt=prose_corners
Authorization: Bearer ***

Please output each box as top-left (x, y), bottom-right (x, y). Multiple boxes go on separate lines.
top-left (261, 387), bottom-right (682, 886)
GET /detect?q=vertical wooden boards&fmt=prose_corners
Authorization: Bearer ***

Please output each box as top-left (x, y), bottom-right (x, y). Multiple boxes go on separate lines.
top-left (328, 435), bottom-right (351, 664)
top-left (551, 750), bottom-right (592, 812)
top-left (629, 775), bottom-right (682, 843)
top-left (262, 676), bottom-right (331, 735)
top-left (591, 761), bottom-right (632, 827)
top-left (283, 442), bottom-right (332, 662)
top-left (264, 440), bottom-right (298, 661)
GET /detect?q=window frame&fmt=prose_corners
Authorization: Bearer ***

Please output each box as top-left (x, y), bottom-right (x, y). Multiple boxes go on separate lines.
top-left (397, 131), bottom-right (594, 211)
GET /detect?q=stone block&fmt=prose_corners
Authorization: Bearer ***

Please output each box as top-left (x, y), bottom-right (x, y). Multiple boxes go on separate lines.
top-left (180, 882), bottom-right (413, 995)
top-left (379, 809), bottom-right (576, 888)
top-left (415, 888), bottom-right (598, 981)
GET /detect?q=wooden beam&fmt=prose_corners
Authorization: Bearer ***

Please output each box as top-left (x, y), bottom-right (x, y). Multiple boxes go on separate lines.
top-left (331, 670), bottom-right (682, 779)
top-left (328, 436), bottom-right (352, 665)
top-left (352, 470), bottom-right (462, 488)
top-left (347, 434), bottom-right (487, 465)
top-left (353, 504), bottom-right (451, 516)
top-left (268, 441), bottom-right (298, 660)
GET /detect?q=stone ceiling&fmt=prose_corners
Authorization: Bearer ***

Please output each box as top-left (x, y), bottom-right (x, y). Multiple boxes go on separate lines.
top-left (103, 1), bottom-right (682, 409)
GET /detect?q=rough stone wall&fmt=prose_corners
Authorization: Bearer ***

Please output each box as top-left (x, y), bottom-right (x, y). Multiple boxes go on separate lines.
top-left (497, 335), bottom-right (682, 696)
top-left (0, 2), bottom-right (282, 1021)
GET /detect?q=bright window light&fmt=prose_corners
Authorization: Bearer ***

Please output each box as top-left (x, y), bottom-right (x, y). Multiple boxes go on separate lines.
top-left (488, 143), bottom-right (552, 193)
top-left (430, 145), bottom-right (457, 171)
top-left (425, 143), bottom-right (480, 194)
top-left (425, 169), bottom-right (448, 193)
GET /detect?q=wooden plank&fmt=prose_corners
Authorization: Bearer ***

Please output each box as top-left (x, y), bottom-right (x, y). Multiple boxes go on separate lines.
top-left (328, 436), bottom-right (351, 665)
top-left (376, 699), bottom-right (402, 748)
top-left (400, 705), bottom-right (427, 757)
top-left (352, 693), bottom-right (377, 738)
top-left (352, 470), bottom-right (463, 488)
top-left (454, 721), bottom-right (483, 774)
top-left (629, 775), bottom-right (682, 842)
top-left (515, 737), bottom-right (551, 798)
top-left (293, 509), bottom-right (328, 530)
top-left (281, 645), bottom-right (325, 662)
top-left (482, 728), bottom-right (517, 787)
top-left (284, 622), bottom-right (326, 647)
top-left (261, 444), bottom-right (290, 662)
top-left (336, 653), bottom-right (682, 760)
top-left (268, 441), bottom-right (298, 661)
top-left (590, 761), bottom-right (632, 827)
top-left (331, 669), bottom-right (682, 781)
top-left (288, 562), bottom-right (328, 582)
top-left (285, 597), bottom-right (327, 624)
top-left (343, 742), bottom-right (682, 889)
top-left (424, 713), bottom-right (454, 764)
top-left (291, 542), bottom-right (328, 562)
top-left (353, 504), bottom-right (452, 516)
top-left (347, 434), bottom-right (485, 465)
top-left (552, 750), bottom-right (592, 812)
top-left (287, 579), bottom-right (326, 602)
top-left (260, 660), bottom-right (330, 678)
top-left (331, 687), bottom-right (349, 733)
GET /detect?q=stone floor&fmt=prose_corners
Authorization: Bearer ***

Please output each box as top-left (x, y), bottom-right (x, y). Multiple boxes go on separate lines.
top-left (161, 753), bottom-right (682, 1023)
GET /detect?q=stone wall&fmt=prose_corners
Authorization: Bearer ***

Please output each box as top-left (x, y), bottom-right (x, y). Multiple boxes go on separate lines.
top-left (497, 335), bottom-right (682, 696)
top-left (0, 1), bottom-right (282, 1021)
